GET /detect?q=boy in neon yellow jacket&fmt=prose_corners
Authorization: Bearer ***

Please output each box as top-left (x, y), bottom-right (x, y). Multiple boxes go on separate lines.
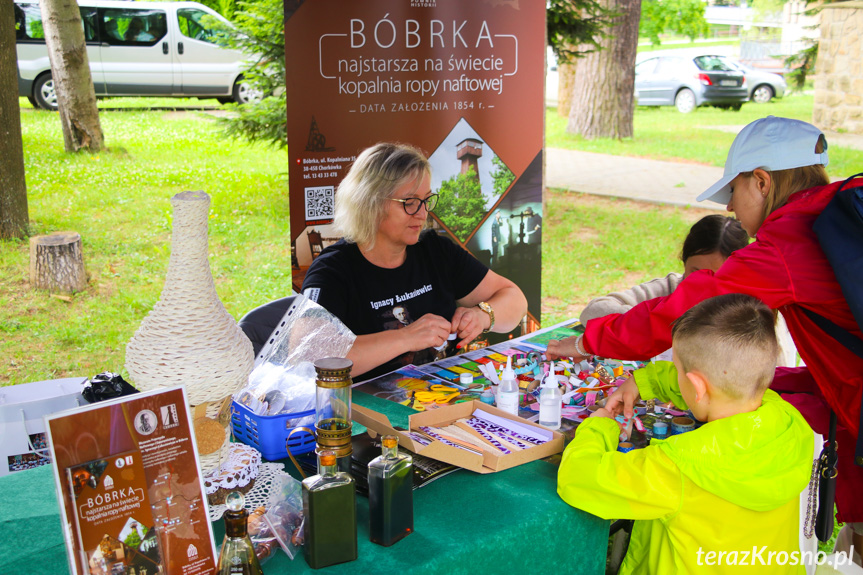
top-left (558, 294), bottom-right (814, 574)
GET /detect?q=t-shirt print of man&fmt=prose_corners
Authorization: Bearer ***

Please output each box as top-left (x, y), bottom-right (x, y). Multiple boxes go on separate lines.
top-left (384, 305), bottom-right (413, 331)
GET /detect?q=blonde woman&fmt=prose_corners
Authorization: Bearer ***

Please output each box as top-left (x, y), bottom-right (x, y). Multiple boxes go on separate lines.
top-left (302, 142), bottom-right (527, 381)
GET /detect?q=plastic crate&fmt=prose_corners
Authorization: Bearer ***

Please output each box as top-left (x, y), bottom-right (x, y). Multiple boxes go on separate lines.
top-left (231, 400), bottom-right (316, 461)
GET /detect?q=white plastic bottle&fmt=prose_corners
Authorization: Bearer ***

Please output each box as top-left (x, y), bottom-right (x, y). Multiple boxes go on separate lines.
top-left (539, 362), bottom-right (562, 430)
top-left (497, 356), bottom-right (520, 415)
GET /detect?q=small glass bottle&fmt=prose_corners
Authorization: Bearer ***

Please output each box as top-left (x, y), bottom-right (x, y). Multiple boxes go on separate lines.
top-left (217, 492), bottom-right (263, 575)
top-left (301, 449), bottom-right (357, 569)
top-left (368, 435), bottom-right (414, 547)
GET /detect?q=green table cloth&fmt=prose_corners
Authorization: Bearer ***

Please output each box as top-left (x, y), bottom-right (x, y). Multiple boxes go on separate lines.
top-left (0, 394), bottom-right (608, 574)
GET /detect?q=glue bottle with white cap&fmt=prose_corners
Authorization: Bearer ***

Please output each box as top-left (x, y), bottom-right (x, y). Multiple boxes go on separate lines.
top-left (539, 362), bottom-right (562, 430)
top-left (497, 356), bottom-right (520, 416)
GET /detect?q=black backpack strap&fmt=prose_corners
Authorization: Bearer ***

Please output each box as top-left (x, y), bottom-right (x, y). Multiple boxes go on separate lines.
top-left (801, 307), bottom-right (863, 466)
top-left (815, 412), bottom-right (839, 542)
top-left (836, 172), bottom-right (863, 193)
top-left (801, 308), bottom-right (863, 359)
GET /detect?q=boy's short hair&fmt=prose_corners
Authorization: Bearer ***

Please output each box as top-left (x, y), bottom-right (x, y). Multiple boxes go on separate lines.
top-left (672, 293), bottom-right (778, 400)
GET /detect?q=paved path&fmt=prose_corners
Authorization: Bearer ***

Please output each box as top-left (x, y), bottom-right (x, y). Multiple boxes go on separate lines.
top-left (546, 148), bottom-right (727, 210)
top-left (546, 124), bottom-right (863, 209)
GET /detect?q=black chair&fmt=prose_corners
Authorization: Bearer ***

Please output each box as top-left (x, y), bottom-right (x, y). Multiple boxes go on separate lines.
top-left (238, 296), bottom-right (296, 357)
top-left (607, 519), bottom-right (634, 574)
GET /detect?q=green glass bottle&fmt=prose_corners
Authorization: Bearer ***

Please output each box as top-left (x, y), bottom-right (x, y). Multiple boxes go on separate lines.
top-left (368, 435), bottom-right (413, 546)
top-left (217, 492), bottom-right (263, 575)
top-left (301, 449), bottom-right (358, 569)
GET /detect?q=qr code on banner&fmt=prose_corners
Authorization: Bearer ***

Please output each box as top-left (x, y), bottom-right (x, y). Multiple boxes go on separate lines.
top-left (305, 186), bottom-right (335, 220)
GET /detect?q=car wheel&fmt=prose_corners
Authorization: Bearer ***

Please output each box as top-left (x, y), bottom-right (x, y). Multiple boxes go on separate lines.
top-left (33, 73), bottom-right (59, 111)
top-left (232, 78), bottom-right (262, 105)
top-left (674, 88), bottom-right (696, 113)
top-left (27, 96), bottom-right (38, 108)
top-left (752, 84), bottom-right (774, 104)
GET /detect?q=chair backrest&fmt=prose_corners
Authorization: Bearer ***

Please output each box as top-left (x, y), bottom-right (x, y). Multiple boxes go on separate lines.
top-left (238, 296), bottom-right (296, 356)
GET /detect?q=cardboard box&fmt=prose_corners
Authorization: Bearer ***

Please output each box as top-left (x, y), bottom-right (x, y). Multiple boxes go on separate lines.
top-left (353, 400), bottom-right (564, 474)
top-left (0, 377), bottom-right (86, 477)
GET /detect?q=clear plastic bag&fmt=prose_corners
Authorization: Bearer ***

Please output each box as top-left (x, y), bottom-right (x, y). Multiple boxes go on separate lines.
top-left (261, 295), bottom-right (355, 368)
top-left (234, 295), bottom-right (356, 417)
top-left (261, 473), bottom-right (305, 560)
top-left (246, 506), bottom-right (279, 564)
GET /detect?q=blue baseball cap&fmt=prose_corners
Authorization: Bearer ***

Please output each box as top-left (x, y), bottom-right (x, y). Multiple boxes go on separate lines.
top-left (697, 116), bottom-right (829, 205)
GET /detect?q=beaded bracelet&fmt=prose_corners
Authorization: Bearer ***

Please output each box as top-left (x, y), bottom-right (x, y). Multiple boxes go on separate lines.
top-left (575, 334), bottom-right (590, 357)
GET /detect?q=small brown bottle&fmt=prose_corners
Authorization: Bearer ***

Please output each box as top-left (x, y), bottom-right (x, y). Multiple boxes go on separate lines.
top-left (217, 492), bottom-right (263, 575)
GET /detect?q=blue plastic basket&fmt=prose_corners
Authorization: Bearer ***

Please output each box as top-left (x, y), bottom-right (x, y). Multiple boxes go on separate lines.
top-left (231, 400), bottom-right (316, 461)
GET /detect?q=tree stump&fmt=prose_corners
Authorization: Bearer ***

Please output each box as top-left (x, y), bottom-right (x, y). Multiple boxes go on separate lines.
top-left (29, 232), bottom-right (87, 293)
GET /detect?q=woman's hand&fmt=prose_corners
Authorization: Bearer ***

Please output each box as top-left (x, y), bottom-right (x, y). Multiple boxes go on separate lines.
top-left (402, 313), bottom-right (453, 352)
top-left (450, 306), bottom-right (489, 349)
top-left (546, 337), bottom-right (576, 360)
top-left (604, 377), bottom-right (641, 421)
top-left (546, 336), bottom-right (588, 361)
top-left (547, 334), bottom-right (591, 361)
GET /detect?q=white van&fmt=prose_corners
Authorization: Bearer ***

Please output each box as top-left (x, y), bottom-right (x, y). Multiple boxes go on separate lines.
top-left (15, 0), bottom-right (257, 110)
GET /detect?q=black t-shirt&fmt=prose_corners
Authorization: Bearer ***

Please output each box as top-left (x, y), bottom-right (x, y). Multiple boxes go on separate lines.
top-left (301, 230), bottom-right (489, 380)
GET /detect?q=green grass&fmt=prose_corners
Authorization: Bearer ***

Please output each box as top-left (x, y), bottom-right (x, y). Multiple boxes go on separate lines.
top-left (637, 39), bottom-right (738, 53)
top-left (19, 95), bottom-right (226, 110)
top-left (546, 94), bottom-right (863, 178)
top-left (541, 194), bottom-right (717, 325)
top-left (1, 102), bottom-right (289, 386)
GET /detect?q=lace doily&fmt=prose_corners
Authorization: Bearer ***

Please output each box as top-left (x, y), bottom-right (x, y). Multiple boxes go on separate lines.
top-left (203, 443), bottom-right (261, 494)
top-left (206, 462), bottom-right (290, 522)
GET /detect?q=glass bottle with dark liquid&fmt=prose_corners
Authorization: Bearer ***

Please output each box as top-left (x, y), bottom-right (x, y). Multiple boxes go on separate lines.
top-left (217, 492), bottom-right (264, 575)
top-left (301, 449), bottom-right (358, 569)
top-left (368, 435), bottom-right (414, 546)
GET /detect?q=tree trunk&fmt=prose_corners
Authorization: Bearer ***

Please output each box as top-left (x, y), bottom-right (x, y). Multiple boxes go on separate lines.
top-left (558, 58), bottom-right (578, 118)
top-left (29, 231), bottom-right (87, 293)
top-left (40, 0), bottom-right (104, 153)
top-left (566, 0), bottom-right (641, 139)
top-left (0, 0), bottom-right (29, 239)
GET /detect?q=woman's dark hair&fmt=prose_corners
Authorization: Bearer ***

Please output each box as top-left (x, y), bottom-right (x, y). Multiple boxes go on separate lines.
top-left (680, 215), bottom-right (749, 262)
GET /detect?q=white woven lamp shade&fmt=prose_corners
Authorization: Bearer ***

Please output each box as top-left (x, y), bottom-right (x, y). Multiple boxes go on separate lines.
top-left (125, 191), bottom-right (254, 407)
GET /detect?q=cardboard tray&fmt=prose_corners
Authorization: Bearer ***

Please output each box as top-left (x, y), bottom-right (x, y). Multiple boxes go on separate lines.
top-left (352, 400), bottom-right (563, 474)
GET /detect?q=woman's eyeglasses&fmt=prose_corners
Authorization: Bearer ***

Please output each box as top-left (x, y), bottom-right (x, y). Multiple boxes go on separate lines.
top-left (390, 193), bottom-right (439, 215)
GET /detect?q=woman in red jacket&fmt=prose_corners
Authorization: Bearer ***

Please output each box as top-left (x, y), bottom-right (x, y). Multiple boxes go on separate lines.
top-left (548, 116), bottom-right (863, 553)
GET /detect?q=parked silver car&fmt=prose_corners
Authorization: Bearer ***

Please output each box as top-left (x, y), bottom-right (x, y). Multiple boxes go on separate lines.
top-left (635, 54), bottom-right (749, 113)
top-left (719, 57), bottom-right (787, 103)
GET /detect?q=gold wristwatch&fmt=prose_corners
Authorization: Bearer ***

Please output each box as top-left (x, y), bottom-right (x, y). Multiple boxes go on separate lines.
top-left (477, 301), bottom-right (495, 333)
